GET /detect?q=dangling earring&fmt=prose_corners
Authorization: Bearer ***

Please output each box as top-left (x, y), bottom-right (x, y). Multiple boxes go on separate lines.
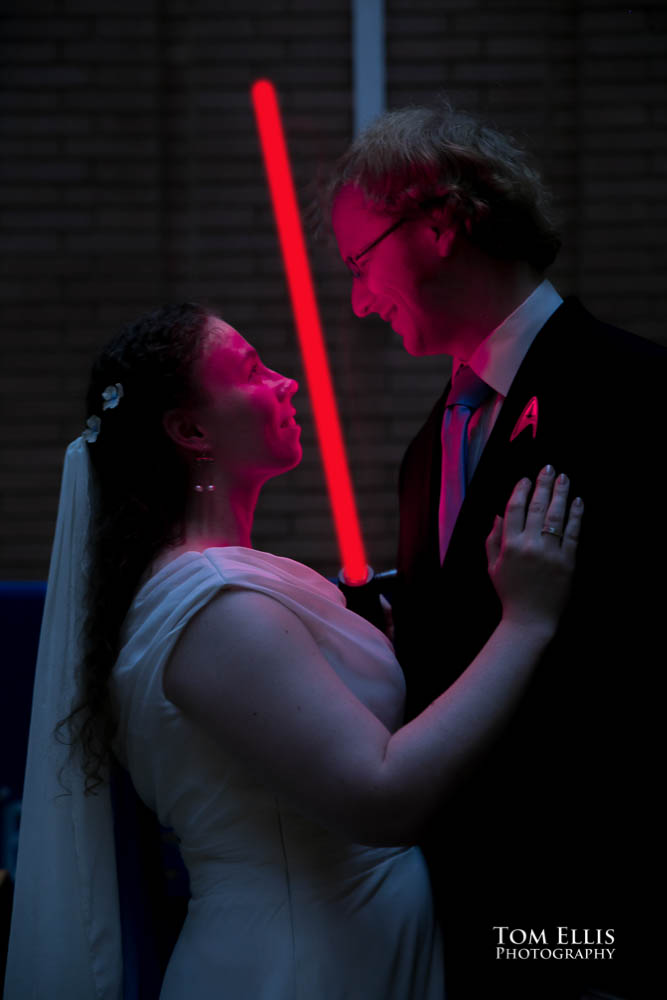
top-left (194, 454), bottom-right (216, 493)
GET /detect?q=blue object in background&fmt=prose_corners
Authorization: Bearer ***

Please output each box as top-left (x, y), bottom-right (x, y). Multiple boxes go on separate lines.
top-left (0, 581), bottom-right (46, 878)
top-left (0, 579), bottom-right (191, 996)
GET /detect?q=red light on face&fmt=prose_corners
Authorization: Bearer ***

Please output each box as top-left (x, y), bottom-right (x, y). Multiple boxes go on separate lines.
top-left (251, 79), bottom-right (368, 585)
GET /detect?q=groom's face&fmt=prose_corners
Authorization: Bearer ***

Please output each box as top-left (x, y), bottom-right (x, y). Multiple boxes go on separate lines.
top-left (332, 184), bottom-right (464, 357)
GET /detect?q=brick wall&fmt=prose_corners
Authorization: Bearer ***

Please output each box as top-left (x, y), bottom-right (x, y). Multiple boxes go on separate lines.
top-left (1, 0), bottom-right (665, 581)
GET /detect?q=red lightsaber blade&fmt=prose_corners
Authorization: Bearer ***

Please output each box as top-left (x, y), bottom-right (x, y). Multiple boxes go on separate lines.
top-left (251, 78), bottom-right (369, 585)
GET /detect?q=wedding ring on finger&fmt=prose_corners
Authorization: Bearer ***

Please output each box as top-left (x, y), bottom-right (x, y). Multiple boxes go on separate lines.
top-left (540, 525), bottom-right (563, 538)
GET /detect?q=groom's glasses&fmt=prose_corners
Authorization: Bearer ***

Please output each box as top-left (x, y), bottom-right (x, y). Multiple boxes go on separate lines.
top-left (344, 217), bottom-right (407, 279)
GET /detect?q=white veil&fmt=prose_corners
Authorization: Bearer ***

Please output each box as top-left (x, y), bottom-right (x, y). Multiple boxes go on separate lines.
top-left (3, 436), bottom-right (122, 999)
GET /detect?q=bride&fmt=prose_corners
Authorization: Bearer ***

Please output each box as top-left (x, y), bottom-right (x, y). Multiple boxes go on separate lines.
top-left (5, 302), bottom-right (582, 999)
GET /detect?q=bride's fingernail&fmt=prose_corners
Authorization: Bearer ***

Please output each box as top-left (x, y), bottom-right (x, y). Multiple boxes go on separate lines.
top-left (543, 464), bottom-right (554, 475)
top-left (558, 473), bottom-right (568, 484)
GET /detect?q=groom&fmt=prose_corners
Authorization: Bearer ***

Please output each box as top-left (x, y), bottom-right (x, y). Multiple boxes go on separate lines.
top-left (330, 104), bottom-right (665, 999)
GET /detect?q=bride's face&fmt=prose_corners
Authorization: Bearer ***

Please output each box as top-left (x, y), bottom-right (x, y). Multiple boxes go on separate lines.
top-left (193, 318), bottom-right (302, 483)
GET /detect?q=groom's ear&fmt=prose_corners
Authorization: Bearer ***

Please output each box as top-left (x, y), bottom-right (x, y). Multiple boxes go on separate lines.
top-left (163, 408), bottom-right (207, 454)
top-left (427, 203), bottom-right (467, 258)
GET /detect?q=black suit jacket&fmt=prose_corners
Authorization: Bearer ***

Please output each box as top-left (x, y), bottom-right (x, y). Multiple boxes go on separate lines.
top-left (394, 299), bottom-right (666, 999)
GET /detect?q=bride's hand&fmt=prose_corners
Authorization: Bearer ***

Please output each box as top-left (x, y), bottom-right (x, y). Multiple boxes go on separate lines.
top-left (486, 465), bottom-right (583, 630)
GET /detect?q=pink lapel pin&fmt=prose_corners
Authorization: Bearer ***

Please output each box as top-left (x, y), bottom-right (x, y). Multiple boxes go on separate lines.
top-left (510, 396), bottom-right (539, 442)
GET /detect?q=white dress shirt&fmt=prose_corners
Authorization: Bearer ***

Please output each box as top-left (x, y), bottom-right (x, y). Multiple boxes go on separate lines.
top-left (438, 279), bottom-right (563, 560)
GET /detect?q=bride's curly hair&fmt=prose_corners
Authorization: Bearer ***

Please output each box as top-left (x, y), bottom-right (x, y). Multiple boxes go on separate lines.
top-left (56, 302), bottom-right (213, 794)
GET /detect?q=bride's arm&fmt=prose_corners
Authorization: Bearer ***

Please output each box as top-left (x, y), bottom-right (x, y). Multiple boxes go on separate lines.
top-left (164, 468), bottom-right (581, 845)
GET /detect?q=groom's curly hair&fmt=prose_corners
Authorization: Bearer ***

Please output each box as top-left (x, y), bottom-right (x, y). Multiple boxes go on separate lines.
top-left (56, 302), bottom-right (213, 795)
top-left (319, 98), bottom-right (561, 272)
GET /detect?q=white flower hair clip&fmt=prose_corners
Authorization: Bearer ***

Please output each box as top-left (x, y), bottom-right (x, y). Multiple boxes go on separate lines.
top-left (82, 383), bottom-right (124, 442)
top-left (82, 415), bottom-right (101, 443)
top-left (102, 383), bottom-right (124, 410)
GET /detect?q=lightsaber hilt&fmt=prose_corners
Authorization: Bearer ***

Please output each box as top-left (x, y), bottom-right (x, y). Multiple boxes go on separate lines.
top-left (337, 568), bottom-right (396, 634)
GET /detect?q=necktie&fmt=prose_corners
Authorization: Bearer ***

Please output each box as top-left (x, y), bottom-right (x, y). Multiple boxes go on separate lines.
top-left (438, 365), bottom-right (493, 563)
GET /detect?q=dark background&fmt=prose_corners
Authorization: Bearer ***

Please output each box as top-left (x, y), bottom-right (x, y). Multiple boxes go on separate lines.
top-left (2, 0), bottom-right (666, 581)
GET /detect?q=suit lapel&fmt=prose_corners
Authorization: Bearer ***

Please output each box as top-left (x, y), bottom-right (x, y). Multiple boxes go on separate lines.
top-left (398, 383), bottom-right (450, 582)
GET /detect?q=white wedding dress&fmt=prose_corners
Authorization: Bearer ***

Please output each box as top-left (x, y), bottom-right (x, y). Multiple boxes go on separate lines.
top-left (109, 546), bottom-right (444, 999)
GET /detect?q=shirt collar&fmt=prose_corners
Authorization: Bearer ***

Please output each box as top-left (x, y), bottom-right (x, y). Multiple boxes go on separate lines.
top-left (453, 279), bottom-right (563, 397)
